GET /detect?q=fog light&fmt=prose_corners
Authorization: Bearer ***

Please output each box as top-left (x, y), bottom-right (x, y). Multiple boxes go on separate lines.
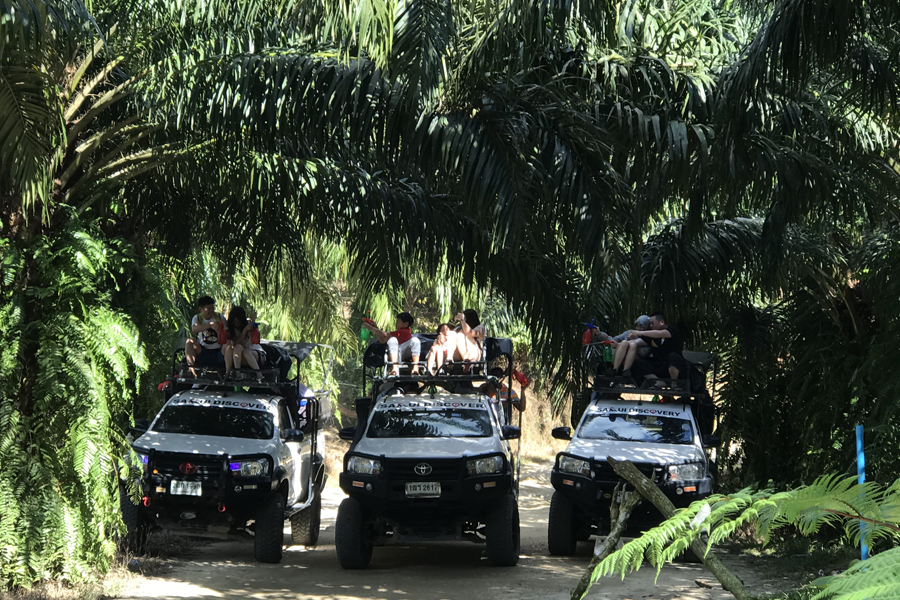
top-left (365, 483), bottom-right (373, 491)
top-left (475, 483), bottom-right (482, 491)
top-left (676, 487), bottom-right (684, 495)
top-left (234, 485), bottom-right (242, 493)
top-left (575, 482), bottom-right (582, 490)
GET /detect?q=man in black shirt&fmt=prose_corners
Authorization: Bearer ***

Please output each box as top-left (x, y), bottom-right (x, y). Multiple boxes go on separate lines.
top-left (622, 312), bottom-right (687, 383)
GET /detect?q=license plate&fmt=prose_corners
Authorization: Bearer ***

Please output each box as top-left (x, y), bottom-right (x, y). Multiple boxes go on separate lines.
top-left (405, 482), bottom-right (441, 498)
top-left (170, 480), bottom-right (202, 496)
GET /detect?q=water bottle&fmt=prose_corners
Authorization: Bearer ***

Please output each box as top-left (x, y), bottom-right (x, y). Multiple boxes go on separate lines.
top-left (602, 344), bottom-right (614, 362)
top-left (360, 311), bottom-right (371, 341)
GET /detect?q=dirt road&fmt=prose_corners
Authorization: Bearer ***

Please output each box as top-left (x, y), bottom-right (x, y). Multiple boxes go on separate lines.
top-left (120, 464), bottom-right (787, 600)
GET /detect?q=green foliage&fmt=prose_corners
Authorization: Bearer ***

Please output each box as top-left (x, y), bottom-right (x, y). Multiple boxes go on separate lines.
top-left (586, 474), bottom-right (900, 600)
top-left (0, 222), bottom-right (147, 588)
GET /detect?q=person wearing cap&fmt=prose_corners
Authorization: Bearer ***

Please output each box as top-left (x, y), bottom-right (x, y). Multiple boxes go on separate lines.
top-left (185, 295), bottom-right (226, 369)
top-left (362, 311), bottom-right (421, 376)
top-left (594, 314), bottom-right (651, 344)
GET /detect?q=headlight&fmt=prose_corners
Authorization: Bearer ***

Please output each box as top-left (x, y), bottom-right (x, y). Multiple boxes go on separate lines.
top-left (347, 456), bottom-right (382, 476)
top-left (467, 455), bottom-right (504, 476)
top-left (134, 451), bottom-right (149, 473)
top-left (559, 455), bottom-right (591, 476)
top-left (229, 458), bottom-right (269, 477)
top-left (669, 462), bottom-right (705, 481)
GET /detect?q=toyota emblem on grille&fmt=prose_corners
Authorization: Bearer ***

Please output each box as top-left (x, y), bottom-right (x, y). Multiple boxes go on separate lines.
top-left (414, 463), bottom-right (432, 476)
top-left (179, 462), bottom-right (198, 475)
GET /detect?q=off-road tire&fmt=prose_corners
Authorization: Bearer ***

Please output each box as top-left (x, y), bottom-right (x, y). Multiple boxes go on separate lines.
top-left (548, 491), bottom-right (578, 555)
top-left (119, 481), bottom-right (148, 553)
top-left (335, 498), bottom-right (372, 569)
top-left (676, 548), bottom-right (704, 563)
top-left (290, 489), bottom-right (321, 546)
top-left (485, 494), bottom-right (520, 566)
top-left (254, 493), bottom-right (285, 563)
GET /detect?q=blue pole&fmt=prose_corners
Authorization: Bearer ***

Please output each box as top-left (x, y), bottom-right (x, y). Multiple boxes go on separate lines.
top-left (856, 424), bottom-right (868, 561)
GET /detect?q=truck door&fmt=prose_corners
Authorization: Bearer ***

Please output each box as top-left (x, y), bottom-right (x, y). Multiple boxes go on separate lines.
top-left (279, 402), bottom-right (307, 505)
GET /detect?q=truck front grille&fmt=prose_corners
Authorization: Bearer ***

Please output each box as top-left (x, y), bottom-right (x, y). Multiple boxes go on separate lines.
top-left (152, 452), bottom-right (225, 479)
top-left (382, 458), bottom-right (463, 481)
top-left (593, 461), bottom-right (665, 484)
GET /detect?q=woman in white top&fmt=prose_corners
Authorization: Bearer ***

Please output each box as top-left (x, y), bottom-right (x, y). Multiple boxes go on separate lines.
top-left (222, 306), bottom-right (265, 376)
top-left (455, 309), bottom-right (486, 362)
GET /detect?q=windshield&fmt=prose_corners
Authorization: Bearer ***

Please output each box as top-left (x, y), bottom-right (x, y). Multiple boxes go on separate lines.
top-left (579, 412), bottom-right (693, 444)
top-left (367, 408), bottom-right (492, 438)
top-left (152, 406), bottom-right (274, 440)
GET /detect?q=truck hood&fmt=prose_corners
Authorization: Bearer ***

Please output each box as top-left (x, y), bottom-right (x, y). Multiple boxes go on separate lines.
top-left (132, 430), bottom-right (277, 457)
top-left (564, 437), bottom-right (704, 465)
top-left (353, 436), bottom-right (505, 459)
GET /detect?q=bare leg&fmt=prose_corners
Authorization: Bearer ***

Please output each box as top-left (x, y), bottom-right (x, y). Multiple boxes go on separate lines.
top-left (242, 347), bottom-right (260, 370)
top-left (222, 342), bottom-right (234, 376)
top-left (186, 339), bottom-right (201, 365)
top-left (233, 343), bottom-right (244, 369)
top-left (411, 354), bottom-right (421, 374)
top-left (389, 351), bottom-right (400, 376)
top-left (435, 347), bottom-right (445, 373)
top-left (622, 343), bottom-right (640, 370)
top-left (612, 341), bottom-right (630, 370)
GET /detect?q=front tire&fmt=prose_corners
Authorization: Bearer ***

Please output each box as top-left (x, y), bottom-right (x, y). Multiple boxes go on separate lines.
top-left (548, 491), bottom-right (577, 555)
top-left (485, 494), bottom-right (520, 566)
top-left (290, 488), bottom-right (321, 546)
top-left (335, 498), bottom-right (372, 569)
top-left (119, 481), bottom-right (148, 553)
top-left (254, 493), bottom-right (285, 563)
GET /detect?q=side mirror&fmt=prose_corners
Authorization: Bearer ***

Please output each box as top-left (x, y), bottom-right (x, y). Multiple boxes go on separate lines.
top-left (338, 427), bottom-right (357, 441)
top-left (130, 418), bottom-right (151, 436)
top-left (283, 428), bottom-right (304, 443)
top-left (551, 426), bottom-right (572, 441)
top-left (501, 425), bottom-right (521, 440)
top-left (702, 434), bottom-right (721, 448)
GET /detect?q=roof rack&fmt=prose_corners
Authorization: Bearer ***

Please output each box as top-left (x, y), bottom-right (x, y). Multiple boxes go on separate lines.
top-left (361, 335), bottom-right (514, 394)
top-left (592, 375), bottom-right (695, 398)
top-left (169, 340), bottom-right (334, 394)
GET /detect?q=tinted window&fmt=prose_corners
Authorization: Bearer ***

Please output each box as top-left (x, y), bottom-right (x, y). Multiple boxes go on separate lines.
top-left (367, 409), bottom-right (492, 438)
top-left (578, 413), bottom-right (693, 444)
top-left (152, 406), bottom-right (274, 439)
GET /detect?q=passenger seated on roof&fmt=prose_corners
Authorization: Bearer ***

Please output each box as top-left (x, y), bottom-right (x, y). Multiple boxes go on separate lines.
top-left (619, 312), bottom-right (687, 384)
top-left (362, 311), bottom-right (421, 376)
top-left (185, 295), bottom-right (226, 371)
top-left (609, 314), bottom-right (652, 372)
top-left (221, 306), bottom-right (265, 378)
top-left (426, 323), bottom-right (457, 374)
top-left (454, 309), bottom-right (486, 363)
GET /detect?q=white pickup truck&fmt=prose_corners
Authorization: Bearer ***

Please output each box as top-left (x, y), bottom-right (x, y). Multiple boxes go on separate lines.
top-left (547, 396), bottom-right (718, 555)
top-left (123, 341), bottom-right (332, 563)
top-left (335, 335), bottom-right (522, 569)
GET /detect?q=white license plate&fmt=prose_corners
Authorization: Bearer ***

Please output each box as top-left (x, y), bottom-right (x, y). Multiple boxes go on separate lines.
top-left (405, 482), bottom-right (441, 498)
top-left (170, 480), bottom-right (202, 496)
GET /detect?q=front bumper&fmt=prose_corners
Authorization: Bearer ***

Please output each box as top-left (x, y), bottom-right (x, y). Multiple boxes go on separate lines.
top-left (339, 454), bottom-right (512, 525)
top-left (550, 454), bottom-right (711, 519)
top-left (137, 450), bottom-right (275, 525)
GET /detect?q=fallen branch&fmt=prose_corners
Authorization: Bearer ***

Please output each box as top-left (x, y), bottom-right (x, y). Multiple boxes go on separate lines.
top-left (571, 483), bottom-right (642, 600)
top-left (608, 457), bottom-right (752, 600)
